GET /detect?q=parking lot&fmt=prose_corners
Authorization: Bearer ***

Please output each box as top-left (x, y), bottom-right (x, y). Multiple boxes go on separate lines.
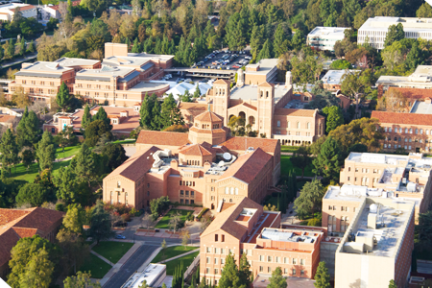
top-left (194, 50), bottom-right (252, 70)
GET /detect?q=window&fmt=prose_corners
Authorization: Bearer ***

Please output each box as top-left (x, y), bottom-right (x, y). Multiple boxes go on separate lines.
top-left (389, 127), bottom-right (392, 132)
top-left (225, 187), bottom-right (229, 194)
top-left (277, 120), bottom-right (280, 127)
top-left (341, 216), bottom-right (349, 232)
top-left (268, 267), bottom-right (271, 273)
top-left (214, 258), bottom-right (217, 264)
top-left (221, 248), bottom-right (224, 254)
top-left (268, 256), bottom-right (272, 262)
top-left (206, 247), bottom-right (210, 253)
top-left (259, 266), bottom-right (263, 272)
top-left (180, 190), bottom-right (184, 196)
top-left (221, 235), bottom-right (225, 242)
top-left (206, 257), bottom-right (210, 264)
top-left (191, 191), bottom-right (194, 197)
top-left (206, 268), bottom-right (209, 274)
top-left (328, 215), bottom-right (336, 232)
top-left (235, 188), bottom-right (238, 195)
top-left (292, 258), bottom-right (297, 264)
top-left (292, 269), bottom-right (296, 276)
top-left (301, 270), bottom-right (305, 276)
top-left (300, 259), bottom-right (305, 265)
top-left (284, 268), bottom-right (288, 275)
top-left (221, 258), bottom-right (225, 264)
top-left (275, 257), bottom-right (279, 263)
top-left (259, 255), bottom-right (264, 261)
top-left (215, 234), bottom-right (218, 242)
top-left (214, 268), bottom-right (218, 274)
top-left (307, 122), bottom-right (310, 129)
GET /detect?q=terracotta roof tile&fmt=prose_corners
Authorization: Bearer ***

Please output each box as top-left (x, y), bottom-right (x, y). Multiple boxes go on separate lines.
top-left (274, 108), bottom-right (316, 117)
top-left (213, 79), bottom-right (230, 85)
top-left (12, 227), bottom-right (38, 238)
top-left (0, 229), bottom-right (20, 267)
top-left (201, 197), bottom-right (263, 239)
top-left (371, 111), bottom-right (432, 126)
top-left (108, 146), bottom-right (160, 181)
top-left (12, 207), bottom-right (65, 233)
top-left (179, 143), bottom-right (214, 156)
top-left (0, 115), bottom-right (16, 123)
top-left (258, 82), bottom-right (274, 87)
top-left (230, 102), bottom-right (257, 111)
top-left (136, 130), bottom-right (190, 146)
top-left (0, 209), bottom-right (29, 225)
top-left (220, 137), bottom-right (279, 154)
top-left (194, 111), bottom-right (223, 122)
top-left (389, 87), bottom-right (432, 100)
top-left (219, 148), bottom-right (272, 183)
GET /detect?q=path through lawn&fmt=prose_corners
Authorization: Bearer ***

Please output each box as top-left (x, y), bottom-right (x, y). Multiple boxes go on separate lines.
top-left (152, 245), bottom-right (198, 263)
top-left (164, 251), bottom-right (200, 275)
top-left (79, 254), bottom-right (112, 279)
top-left (155, 209), bottom-right (190, 229)
top-left (92, 241), bottom-right (134, 264)
top-left (8, 159), bottom-right (72, 182)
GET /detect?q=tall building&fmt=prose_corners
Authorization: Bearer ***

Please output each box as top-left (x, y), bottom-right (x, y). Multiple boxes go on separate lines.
top-left (334, 197), bottom-right (415, 288)
top-left (102, 110), bottom-right (281, 211)
top-left (307, 27), bottom-right (350, 52)
top-left (338, 152), bottom-right (432, 221)
top-left (199, 197), bottom-right (322, 287)
top-left (358, 17), bottom-right (432, 49)
top-left (206, 69), bottom-right (325, 146)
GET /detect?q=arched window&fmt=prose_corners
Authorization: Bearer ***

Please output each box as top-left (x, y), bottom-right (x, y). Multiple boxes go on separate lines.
top-left (384, 127), bottom-right (387, 132)
top-left (230, 187), bottom-right (234, 195)
top-left (410, 128), bottom-right (413, 134)
top-left (260, 90), bottom-right (263, 98)
top-left (405, 138), bottom-right (408, 142)
top-left (225, 187), bottom-right (229, 194)
top-left (266, 91), bottom-right (269, 98)
top-left (389, 127), bottom-right (392, 132)
top-left (117, 181), bottom-right (121, 188)
top-left (427, 130), bottom-right (430, 135)
top-left (420, 129), bottom-right (423, 134)
top-left (235, 188), bottom-right (239, 195)
top-left (307, 123), bottom-right (310, 129)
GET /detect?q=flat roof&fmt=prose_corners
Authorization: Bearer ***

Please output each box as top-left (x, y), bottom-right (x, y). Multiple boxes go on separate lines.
top-left (284, 99), bottom-right (308, 109)
top-left (260, 228), bottom-right (318, 243)
top-left (321, 70), bottom-right (360, 85)
top-left (127, 81), bottom-right (170, 92)
top-left (347, 152), bottom-right (409, 165)
top-left (245, 58), bottom-right (278, 75)
top-left (77, 65), bottom-right (135, 79)
top-left (19, 61), bottom-right (73, 73)
top-left (55, 57), bottom-right (100, 67)
top-left (376, 65), bottom-right (432, 87)
top-left (359, 17), bottom-right (432, 33)
top-left (123, 264), bottom-right (166, 288)
top-left (410, 101), bottom-right (432, 114)
top-left (308, 26), bottom-right (350, 37)
top-left (230, 84), bottom-right (289, 103)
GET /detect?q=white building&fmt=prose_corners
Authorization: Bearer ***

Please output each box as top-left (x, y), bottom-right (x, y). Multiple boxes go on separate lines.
top-left (0, 3), bottom-right (37, 21)
top-left (358, 17), bottom-right (432, 50)
top-left (307, 27), bottom-right (350, 52)
top-left (122, 264), bottom-right (169, 288)
top-left (375, 65), bottom-right (432, 89)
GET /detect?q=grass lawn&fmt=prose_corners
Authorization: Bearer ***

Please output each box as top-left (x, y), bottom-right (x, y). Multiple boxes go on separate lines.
top-left (155, 209), bottom-right (190, 229)
top-left (280, 155), bottom-right (314, 177)
top-left (55, 145), bottom-right (81, 159)
top-left (8, 159), bottom-right (71, 183)
top-left (281, 146), bottom-right (299, 153)
top-left (111, 139), bottom-right (136, 145)
top-left (152, 246), bottom-right (198, 263)
top-left (164, 251), bottom-right (200, 275)
top-left (79, 254), bottom-right (112, 279)
top-left (92, 241), bottom-right (134, 264)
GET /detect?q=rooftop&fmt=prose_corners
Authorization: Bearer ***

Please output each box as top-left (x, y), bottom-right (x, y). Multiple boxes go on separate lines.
top-left (230, 83), bottom-right (289, 103)
top-left (410, 100), bottom-right (432, 114)
top-left (127, 81), bottom-right (170, 92)
top-left (260, 228), bottom-right (319, 243)
top-left (376, 65), bottom-right (432, 87)
top-left (253, 274), bottom-right (316, 288)
top-left (371, 110), bottom-right (432, 125)
top-left (284, 99), bottom-right (308, 109)
top-left (359, 17), bottom-right (432, 32)
top-left (123, 264), bottom-right (166, 288)
top-left (347, 152), bottom-right (409, 165)
top-left (76, 65), bottom-right (135, 79)
top-left (307, 26), bottom-right (350, 37)
top-left (321, 70), bottom-right (360, 85)
top-left (55, 57), bottom-right (100, 67)
top-left (245, 58), bottom-right (278, 75)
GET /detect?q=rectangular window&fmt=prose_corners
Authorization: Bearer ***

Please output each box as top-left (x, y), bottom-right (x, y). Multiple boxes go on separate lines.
top-left (284, 257), bottom-right (288, 264)
top-left (221, 235), bottom-right (225, 242)
top-left (214, 258), bottom-right (217, 264)
top-left (268, 256), bottom-right (271, 262)
top-left (206, 268), bottom-right (209, 274)
top-left (292, 258), bottom-right (297, 264)
top-left (191, 191), bottom-right (194, 197)
top-left (300, 259), bottom-right (305, 265)
top-left (221, 248), bottom-right (224, 254)
top-left (180, 190), bottom-right (184, 196)
top-left (301, 270), bottom-right (305, 276)
top-left (259, 255), bottom-right (264, 261)
top-left (292, 269), bottom-right (296, 276)
top-left (206, 247), bottom-right (210, 253)
top-left (215, 234), bottom-right (218, 242)
top-left (275, 257), bottom-right (279, 263)
top-left (221, 258), bottom-right (224, 264)
top-left (259, 266), bottom-right (263, 272)
top-left (268, 267), bottom-right (271, 273)
top-left (206, 257), bottom-right (210, 264)
top-left (284, 268), bottom-right (288, 275)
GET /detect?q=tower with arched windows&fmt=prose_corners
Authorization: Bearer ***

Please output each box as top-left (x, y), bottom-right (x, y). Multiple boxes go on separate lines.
top-left (212, 79), bottom-right (230, 126)
top-left (257, 82), bottom-right (274, 137)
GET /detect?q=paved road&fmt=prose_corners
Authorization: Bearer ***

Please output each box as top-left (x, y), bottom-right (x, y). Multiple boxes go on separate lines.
top-left (103, 243), bottom-right (160, 288)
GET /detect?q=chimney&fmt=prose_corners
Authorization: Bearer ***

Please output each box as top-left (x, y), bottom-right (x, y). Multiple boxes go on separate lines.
top-left (285, 71), bottom-right (292, 88)
top-left (105, 43), bottom-right (128, 58)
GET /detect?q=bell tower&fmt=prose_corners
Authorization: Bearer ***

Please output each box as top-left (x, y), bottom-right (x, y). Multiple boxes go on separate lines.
top-left (257, 82), bottom-right (274, 138)
top-left (212, 79), bottom-right (230, 126)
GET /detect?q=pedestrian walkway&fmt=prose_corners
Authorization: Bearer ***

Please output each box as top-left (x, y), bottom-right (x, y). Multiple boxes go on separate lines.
top-left (134, 229), bottom-right (200, 240)
top-left (157, 248), bottom-right (200, 264)
top-left (90, 250), bottom-right (115, 266)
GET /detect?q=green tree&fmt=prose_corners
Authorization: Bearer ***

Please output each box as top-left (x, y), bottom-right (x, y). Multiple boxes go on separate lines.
top-left (180, 90), bottom-right (193, 102)
top-left (132, 38), bottom-right (141, 53)
top-left (53, 167), bottom-right (78, 204)
top-left (27, 40), bottom-right (35, 53)
top-left (56, 82), bottom-right (71, 112)
top-left (417, 3), bottom-right (432, 17)
top-left (18, 37), bottom-right (25, 56)
top-left (84, 119), bottom-right (113, 147)
top-left (81, 105), bottom-right (92, 129)
top-left (21, 148), bottom-right (35, 170)
top-left (64, 272), bottom-right (101, 288)
top-left (150, 99), bottom-right (162, 130)
top-left (273, 23), bottom-right (290, 57)
top-left (92, 107), bottom-right (111, 130)
top-left (101, 143), bottom-right (127, 171)
top-left (314, 262), bottom-right (331, 288)
top-left (384, 23), bottom-right (404, 47)
top-left (16, 183), bottom-right (50, 207)
top-left (322, 106), bottom-right (344, 134)
top-left (341, 70), bottom-right (375, 119)
top-left (238, 253), bottom-right (252, 287)
top-left (160, 94), bottom-right (184, 129)
top-left (313, 136), bottom-right (343, 182)
top-left (8, 235), bottom-right (61, 288)
top-left (256, 39), bottom-right (272, 62)
top-left (89, 200), bottom-right (112, 244)
top-left (293, 179), bottom-right (324, 220)
top-left (416, 210), bottom-right (432, 251)
top-left (388, 280), bottom-right (398, 288)
top-left (267, 267), bottom-right (287, 288)
top-left (290, 145), bottom-right (311, 178)
top-left (140, 94), bottom-right (152, 129)
top-left (0, 128), bottom-right (18, 173)
top-left (218, 254), bottom-right (245, 288)
top-left (405, 41), bottom-right (424, 71)
top-left (36, 131), bottom-right (55, 170)
top-left (74, 143), bottom-right (96, 186)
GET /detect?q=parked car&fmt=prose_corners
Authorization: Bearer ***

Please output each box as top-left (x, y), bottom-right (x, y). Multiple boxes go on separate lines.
top-left (232, 64), bottom-right (241, 69)
top-left (115, 234), bottom-right (126, 239)
top-left (245, 56), bottom-right (251, 60)
top-left (197, 61), bottom-right (204, 66)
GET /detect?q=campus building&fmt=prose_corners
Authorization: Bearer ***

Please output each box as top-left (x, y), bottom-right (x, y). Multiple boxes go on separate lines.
top-left (42, 105), bottom-right (141, 136)
top-left (0, 207), bottom-right (64, 278)
top-left (376, 65), bottom-right (432, 91)
top-left (206, 70), bottom-right (325, 146)
top-left (372, 101), bottom-right (432, 153)
top-left (334, 197), bottom-right (415, 288)
top-left (102, 110), bottom-right (281, 211)
top-left (337, 152), bottom-right (432, 221)
top-left (199, 197), bottom-right (323, 287)
top-left (307, 27), bottom-right (350, 52)
top-left (358, 17), bottom-right (432, 50)
top-left (0, 3), bottom-right (37, 21)
top-left (320, 70), bottom-right (360, 91)
top-left (8, 43), bottom-right (174, 107)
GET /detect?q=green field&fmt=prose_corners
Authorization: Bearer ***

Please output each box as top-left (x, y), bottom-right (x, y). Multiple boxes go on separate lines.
top-left (8, 159), bottom-right (72, 182)
top-left (79, 254), bottom-right (112, 279)
top-left (281, 146), bottom-right (299, 153)
top-left (55, 145), bottom-right (81, 159)
top-left (155, 209), bottom-right (191, 229)
top-left (164, 251), bottom-right (200, 275)
top-left (152, 245), bottom-right (198, 263)
top-left (111, 139), bottom-right (136, 145)
top-left (280, 155), bottom-right (314, 177)
top-left (92, 241), bottom-right (134, 264)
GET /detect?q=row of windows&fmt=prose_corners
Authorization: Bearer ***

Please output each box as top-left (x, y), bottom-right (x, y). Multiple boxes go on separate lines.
top-left (179, 190), bottom-right (194, 197)
top-left (22, 80), bottom-right (54, 86)
top-left (328, 206), bottom-right (354, 212)
top-left (328, 215), bottom-right (349, 233)
top-left (180, 181), bottom-right (195, 187)
top-left (179, 199), bottom-right (194, 204)
top-left (383, 144), bottom-right (421, 151)
top-left (276, 121), bottom-right (311, 129)
top-left (347, 167), bottom-right (381, 174)
top-left (384, 127), bottom-right (432, 135)
top-left (347, 177), bottom-right (378, 184)
top-left (385, 137), bottom-right (429, 143)
top-left (259, 255), bottom-right (305, 265)
top-left (76, 92), bottom-right (127, 99)
top-left (206, 257), bottom-right (225, 265)
top-left (259, 266), bottom-right (305, 276)
top-left (225, 187), bottom-right (239, 195)
top-left (206, 247), bottom-right (232, 253)
top-left (77, 84), bottom-right (111, 89)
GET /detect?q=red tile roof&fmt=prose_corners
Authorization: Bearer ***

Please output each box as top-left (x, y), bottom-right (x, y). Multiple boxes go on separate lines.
top-left (108, 146), bottom-right (160, 181)
top-left (194, 111), bottom-right (223, 122)
top-left (258, 82), bottom-right (274, 87)
top-left (388, 87), bottom-right (432, 100)
top-left (219, 148), bottom-right (272, 184)
top-left (371, 111), bottom-right (432, 126)
top-left (0, 115), bottom-right (16, 123)
top-left (179, 143), bottom-right (214, 156)
top-left (220, 137), bottom-right (279, 154)
top-left (201, 197), bottom-right (263, 239)
top-left (0, 209), bottom-right (29, 225)
top-left (230, 102), bottom-right (257, 111)
top-left (213, 79), bottom-right (230, 85)
top-left (136, 130), bottom-right (191, 147)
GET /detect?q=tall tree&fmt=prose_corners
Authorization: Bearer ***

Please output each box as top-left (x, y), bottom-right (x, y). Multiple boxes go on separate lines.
top-left (290, 145), bottom-right (312, 178)
top-left (273, 24), bottom-right (290, 57)
top-left (15, 183), bottom-right (50, 207)
top-left (341, 70), bottom-right (375, 119)
top-left (267, 267), bottom-right (287, 288)
top-left (101, 143), bottom-right (127, 171)
top-left (405, 41), bottom-right (424, 71)
top-left (313, 136), bottom-right (343, 182)
top-left (56, 82), bottom-right (71, 112)
top-left (64, 272), bottom-right (101, 288)
top-left (384, 23), bottom-right (404, 47)
top-left (81, 105), bottom-right (92, 129)
top-left (74, 143), bottom-right (96, 186)
top-left (53, 167), bottom-right (79, 204)
top-left (0, 128), bottom-right (18, 173)
top-left (36, 131), bottom-right (55, 170)
top-left (84, 120), bottom-right (113, 147)
top-left (18, 248), bottom-right (55, 288)
top-left (388, 280), bottom-right (398, 288)
top-left (92, 107), bottom-right (111, 130)
top-left (314, 262), bottom-right (331, 288)
top-left (293, 178), bottom-right (324, 220)
top-left (322, 106), bottom-right (344, 134)
top-left (160, 94), bottom-right (184, 129)
top-left (256, 39), bottom-right (272, 62)
top-left (218, 254), bottom-right (246, 288)
top-left (238, 253), bottom-right (252, 287)
top-left (89, 200), bottom-right (112, 244)
top-left (140, 95), bottom-right (152, 129)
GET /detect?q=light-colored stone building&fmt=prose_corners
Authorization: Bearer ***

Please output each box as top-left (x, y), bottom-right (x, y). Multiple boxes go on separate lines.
top-left (103, 110), bottom-right (281, 211)
top-left (307, 27), bottom-right (350, 52)
top-left (376, 65), bottom-right (432, 91)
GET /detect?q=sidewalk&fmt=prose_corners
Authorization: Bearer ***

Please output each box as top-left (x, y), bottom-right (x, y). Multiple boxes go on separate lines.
top-left (90, 250), bottom-right (115, 266)
top-left (157, 248), bottom-right (200, 264)
top-left (134, 229), bottom-right (200, 240)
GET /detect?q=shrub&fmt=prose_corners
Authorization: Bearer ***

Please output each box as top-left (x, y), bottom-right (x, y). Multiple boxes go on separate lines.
top-left (121, 213), bottom-right (131, 222)
top-left (307, 218), bottom-right (321, 227)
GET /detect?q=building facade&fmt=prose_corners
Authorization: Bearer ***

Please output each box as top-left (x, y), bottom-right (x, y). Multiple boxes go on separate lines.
top-left (376, 65), bottom-right (432, 91)
top-left (103, 110), bottom-right (281, 211)
top-left (307, 27), bottom-right (350, 52)
top-left (358, 17), bottom-right (432, 50)
top-left (199, 197), bottom-right (323, 287)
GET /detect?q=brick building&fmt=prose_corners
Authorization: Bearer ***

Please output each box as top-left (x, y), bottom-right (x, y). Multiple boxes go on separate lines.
top-left (0, 207), bottom-right (64, 278)
top-left (199, 197), bottom-right (323, 287)
top-left (103, 110), bottom-right (281, 211)
top-left (206, 69), bottom-right (325, 146)
top-left (8, 43), bottom-right (174, 107)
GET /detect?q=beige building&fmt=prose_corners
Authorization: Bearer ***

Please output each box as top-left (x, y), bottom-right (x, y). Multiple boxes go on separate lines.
top-left (206, 68), bottom-right (325, 145)
top-left (334, 197), bottom-right (415, 288)
top-left (338, 152), bottom-right (432, 221)
top-left (376, 65), bottom-right (432, 90)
